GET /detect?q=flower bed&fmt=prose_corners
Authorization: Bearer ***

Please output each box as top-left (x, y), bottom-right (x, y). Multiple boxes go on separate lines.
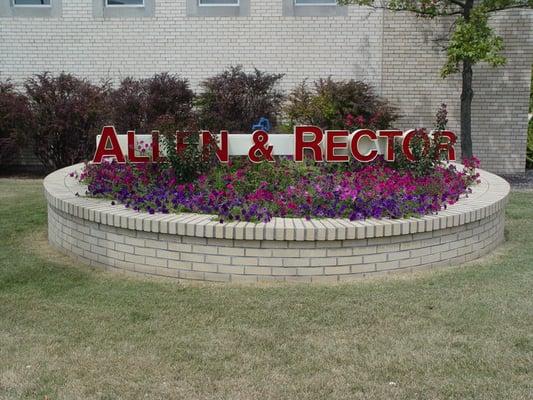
top-left (45, 163), bottom-right (509, 283)
top-left (79, 158), bottom-right (480, 223)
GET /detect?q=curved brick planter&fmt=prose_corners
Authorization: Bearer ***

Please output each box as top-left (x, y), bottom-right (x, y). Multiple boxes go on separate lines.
top-left (45, 164), bottom-right (510, 283)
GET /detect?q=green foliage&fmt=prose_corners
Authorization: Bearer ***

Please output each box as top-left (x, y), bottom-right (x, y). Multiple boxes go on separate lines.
top-left (338, 0), bottom-right (532, 77)
top-left (480, 0), bottom-right (533, 12)
top-left (222, 157), bottom-right (319, 194)
top-left (384, 0), bottom-right (460, 16)
top-left (530, 65), bottom-right (532, 113)
top-left (158, 115), bottom-right (217, 183)
top-left (393, 105), bottom-right (452, 176)
top-left (442, 7), bottom-right (506, 77)
top-left (527, 118), bottom-right (533, 169)
top-left (283, 78), bottom-right (398, 131)
top-left (392, 129), bottom-right (436, 176)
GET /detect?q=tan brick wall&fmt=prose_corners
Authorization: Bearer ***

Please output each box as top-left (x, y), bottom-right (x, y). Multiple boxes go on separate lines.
top-left (47, 203), bottom-right (505, 283)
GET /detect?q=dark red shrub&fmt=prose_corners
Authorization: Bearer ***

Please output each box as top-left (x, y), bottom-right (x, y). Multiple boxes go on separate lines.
top-left (108, 77), bottom-right (146, 136)
top-left (196, 66), bottom-right (285, 133)
top-left (24, 72), bottom-right (110, 171)
top-left (109, 73), bottom-right (194, 134)
top-left (0, 80), bottom-right (32, 166)
top-left (144, 72), bottom-right (195, 130)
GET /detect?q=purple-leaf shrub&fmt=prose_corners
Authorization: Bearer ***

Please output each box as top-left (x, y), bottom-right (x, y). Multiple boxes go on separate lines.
top-left (196, 66), bottom-right (285, 133)
top-left (0, 80), bottom-right (33, 166)
top-left (109, 73), bottom-right (195, 135)
top-left (25, 72), bottom-right (110, 171)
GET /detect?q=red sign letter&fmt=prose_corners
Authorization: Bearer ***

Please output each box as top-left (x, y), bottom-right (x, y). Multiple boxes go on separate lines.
top-left (325, 130), bottom-right (349, 162)
top-left (402, 129), bottom-right (431, 162)
top-left (202, 130), bottom-right (229, 163)
top-left (93, 126), bottom-right (125, 163)
top-left (294, 126), bottom-right (324, 162)
top-left (378, 130), bottom-right (403, 162)
top-left (248, 130), bottom-right (274, 163)
top-left (151, 130), bottom-right (166, 162)
top-left (434, 130), bottom-right (457, 161)
top-left (351, 129), bottom-right (378, 162)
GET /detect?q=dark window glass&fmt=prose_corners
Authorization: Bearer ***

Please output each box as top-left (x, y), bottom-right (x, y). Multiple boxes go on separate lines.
top-left (107, 0), bottom-right (144, 5)
top-left (295, 0), bottom-right (336, 4)
top-left (199, 0), bottom-right (239, 5)
top-left (13, 0), bottom-right (51, 5)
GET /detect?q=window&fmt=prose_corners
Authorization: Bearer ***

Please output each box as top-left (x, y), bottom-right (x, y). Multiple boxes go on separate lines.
top-left (199, 0), bottom-right (239, 5)
top-left (0, 0), bottom-right (61, 16)
top-left (187, 0), bottom-right (249, 16)
top-left (13, 0), bottom-right (51, 6)
top-left (283, 0), bottom-right (346, 16)
top-left (93, 0), bottom-right (154, 17)
top-left (106, 0), bottom-right (144, 6)
top-left (295, 0), bottom-right (337, 4)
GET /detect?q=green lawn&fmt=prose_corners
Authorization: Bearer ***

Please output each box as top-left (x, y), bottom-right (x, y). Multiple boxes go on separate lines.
top-left (0, 179), bottom-right (532, 400)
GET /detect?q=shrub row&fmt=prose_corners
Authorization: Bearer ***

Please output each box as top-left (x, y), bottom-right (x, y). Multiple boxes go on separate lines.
top-left (0, 67), bottom-right (398, 171)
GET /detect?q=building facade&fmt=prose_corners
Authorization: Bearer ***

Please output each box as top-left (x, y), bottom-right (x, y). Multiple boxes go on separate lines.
top-left (0, 0), bottom-right (531, 174)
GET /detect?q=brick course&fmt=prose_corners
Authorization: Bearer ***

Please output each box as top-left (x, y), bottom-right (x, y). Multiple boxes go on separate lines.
top-left (48, 204), bottom-right (506, 282)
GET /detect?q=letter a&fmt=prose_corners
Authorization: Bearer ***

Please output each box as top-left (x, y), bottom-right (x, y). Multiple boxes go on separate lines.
top-left (93, 126), bottom-right (126, 163)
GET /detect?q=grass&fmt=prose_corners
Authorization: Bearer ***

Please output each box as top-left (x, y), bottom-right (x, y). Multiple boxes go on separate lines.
top-left (0, 179), bottom-right (532, 400)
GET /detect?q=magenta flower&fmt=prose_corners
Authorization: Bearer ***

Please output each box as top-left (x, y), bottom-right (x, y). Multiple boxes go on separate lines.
top-left (80, 157), bottom-right (478, 223)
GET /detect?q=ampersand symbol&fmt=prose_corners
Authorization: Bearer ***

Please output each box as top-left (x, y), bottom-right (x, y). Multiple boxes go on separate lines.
top-left (248, 130), bottom-right (274, 163)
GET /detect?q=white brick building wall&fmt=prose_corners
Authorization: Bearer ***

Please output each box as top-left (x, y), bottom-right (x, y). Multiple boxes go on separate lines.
top-left (0, 1), bottom-right (531, 173)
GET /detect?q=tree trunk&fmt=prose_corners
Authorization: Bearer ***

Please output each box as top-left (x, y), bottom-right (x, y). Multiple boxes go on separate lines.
top-left (460, 58), bottom-right (474, 160)
top-left (460, 0), bottom-right (475, 160)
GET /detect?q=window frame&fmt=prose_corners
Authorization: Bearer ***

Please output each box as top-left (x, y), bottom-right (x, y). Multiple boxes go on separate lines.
top-left (283, 0), bottom-right (347, 16)
top-left (12, 0), bottom-right (52, 8)
top-left (187, 0), bottom-right (249, 17)
top-left (93, 0), bottom-right (154, 17)
top-left (294, 0), bottom-right (337, 5)
top-left (198, 0), bottom-right (240, 7)
top-left (0, 0), bottom-right (61, 17)
top-left (104, 0), bottom-right (145, 8)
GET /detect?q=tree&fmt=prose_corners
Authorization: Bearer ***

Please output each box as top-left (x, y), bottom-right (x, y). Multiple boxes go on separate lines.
top-left (339, 0), bottom-right (532, 159)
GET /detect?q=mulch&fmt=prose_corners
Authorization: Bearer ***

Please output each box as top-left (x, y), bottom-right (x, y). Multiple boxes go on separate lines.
top-left (502, 169), bottom-right (533, 190)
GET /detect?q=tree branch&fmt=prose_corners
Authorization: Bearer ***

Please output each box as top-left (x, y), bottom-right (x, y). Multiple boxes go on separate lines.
top-left (485, 4), bottom-right (533, 12)
top-left (338, 1), bottom-right (465, 16)
top-left (447, 0), bottom-right (466, 8)
top-left (360, 4), bottom-right (464, 17)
